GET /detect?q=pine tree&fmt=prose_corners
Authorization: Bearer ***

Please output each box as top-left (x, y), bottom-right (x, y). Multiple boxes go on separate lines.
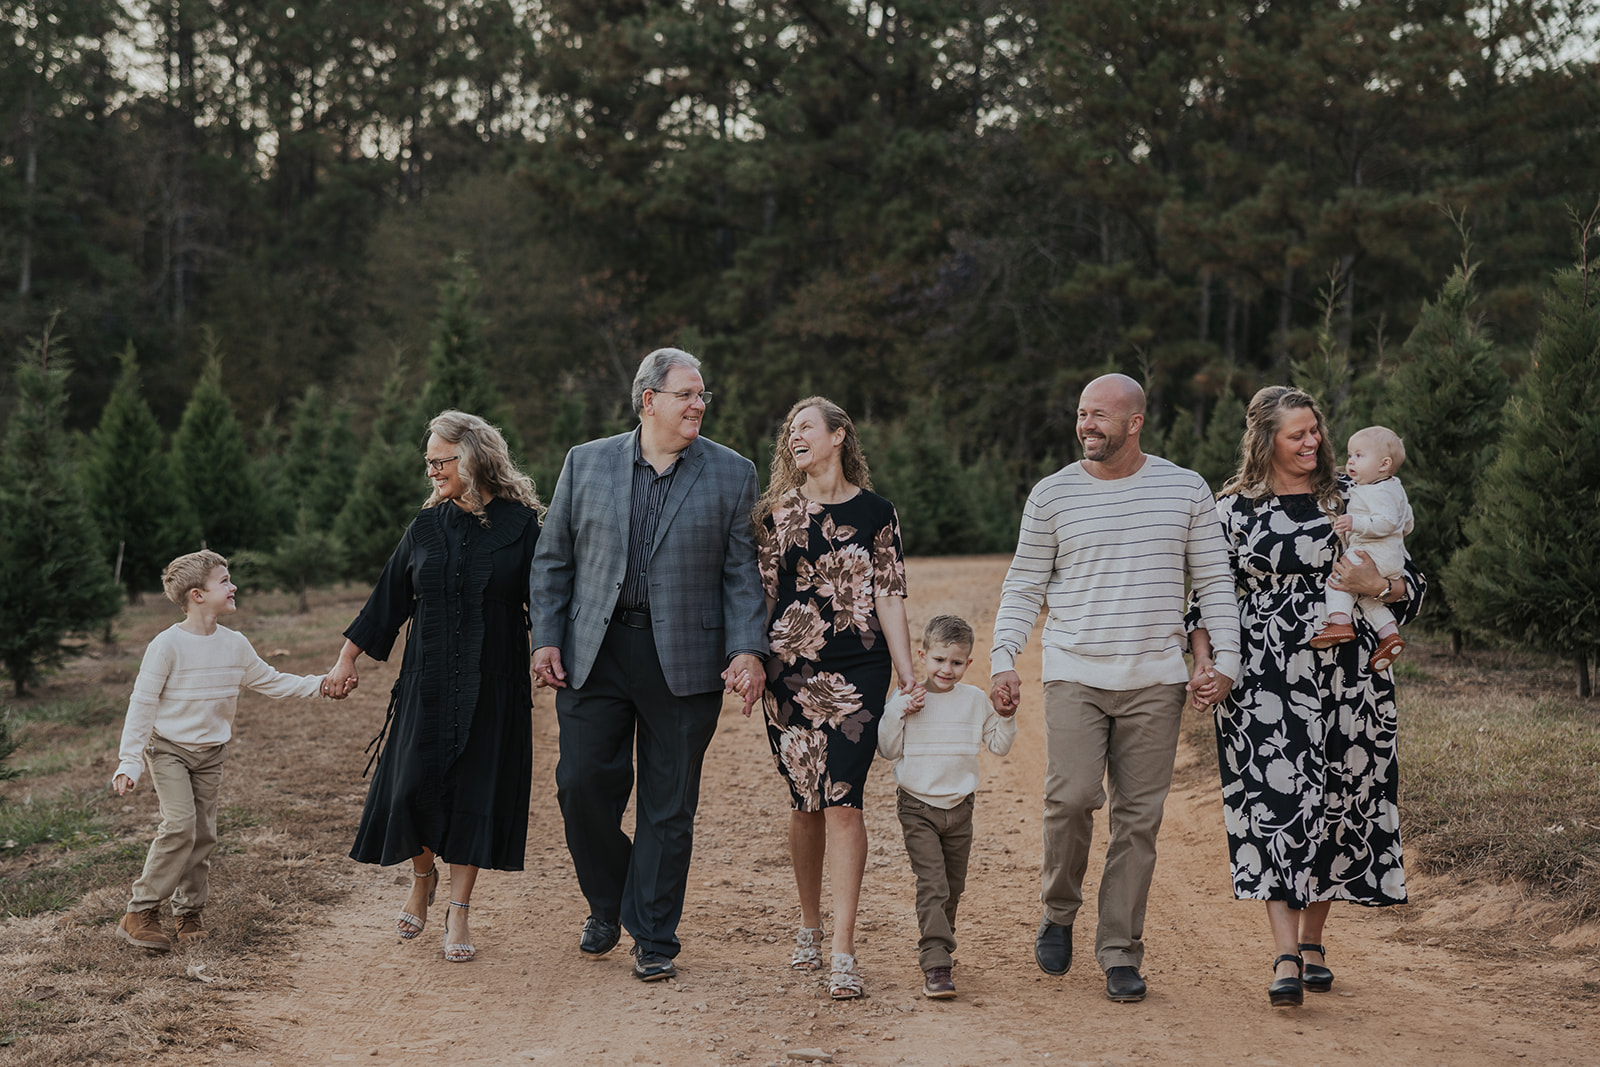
top-left (419, 254), bottom-right (521, 455)
top-left (170, 338), bottom-right (272, 557)
top-left (335, 360), bottom-right (429, 582)
top-left (1446, 254), bottom-right (1600, 697)
top-left (1191, 390), bottom-right (1247, 492)
top-left (1379, 254), bottom-right (1510, 651)
top-left (278, 385), bottom-right (329, 528)
top-left (1292, 273), bottom-right (1357, 446)
top-left (80, 343), bottom-right (201, 600)
top-left (234, 509), bottom-right (342, 614)
top-left (0, 323), bottom-right (121, 696)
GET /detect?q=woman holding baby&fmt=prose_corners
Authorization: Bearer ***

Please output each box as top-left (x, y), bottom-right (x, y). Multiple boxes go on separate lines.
top-left (1188, 386), bottom-right (1425, 1008)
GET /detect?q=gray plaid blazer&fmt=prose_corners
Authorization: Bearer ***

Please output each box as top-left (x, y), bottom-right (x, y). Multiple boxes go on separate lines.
top-left (528, 429), bottom-right (768, 696)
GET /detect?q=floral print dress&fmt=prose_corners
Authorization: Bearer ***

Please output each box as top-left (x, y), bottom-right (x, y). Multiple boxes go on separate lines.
top-left (1205, 484), bottom-right (1424, 908)
top-left (759, 488), bottom-right (907, 811)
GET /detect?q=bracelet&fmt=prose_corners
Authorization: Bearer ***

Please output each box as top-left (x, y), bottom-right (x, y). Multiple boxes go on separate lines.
top-left (1384, 577), bottom-right (1400, 602)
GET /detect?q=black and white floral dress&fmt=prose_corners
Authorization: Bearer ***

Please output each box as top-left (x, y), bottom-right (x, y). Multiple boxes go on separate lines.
top-left (758, 488), bottom-right (907, 812)
top-left (1204, 483), bottom-right (1424, 908)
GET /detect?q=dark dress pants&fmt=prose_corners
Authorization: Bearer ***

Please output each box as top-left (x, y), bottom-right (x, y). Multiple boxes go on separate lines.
top-left (555, 619), bottom-right (722, 958)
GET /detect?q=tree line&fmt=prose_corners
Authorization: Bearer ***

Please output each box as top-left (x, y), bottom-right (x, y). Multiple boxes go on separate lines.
top-left (1, 2), bottom-right (1597, 693)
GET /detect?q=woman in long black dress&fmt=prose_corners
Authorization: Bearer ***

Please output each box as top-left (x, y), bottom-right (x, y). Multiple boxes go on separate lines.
top-left (755, 396), bottom-right (923, 1000)
top-left (325, 410), bottom-right (541, 963)
top-left (1189, 387), bottom-right (1423, 1006)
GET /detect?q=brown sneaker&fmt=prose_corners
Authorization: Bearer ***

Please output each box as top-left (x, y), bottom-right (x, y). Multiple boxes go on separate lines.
top-left (118, 909), bottom-right (172, 952)
top-left (1309, 621), bottom-right (1356, 649)
top-left (1369, 633), bottom-right (1406, 672)
top-left (922, 965), bottom-right (956, 999)
top-left (175, 911), bottom-right (208, 945)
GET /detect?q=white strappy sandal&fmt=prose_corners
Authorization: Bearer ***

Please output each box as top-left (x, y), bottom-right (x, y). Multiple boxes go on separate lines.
top-left (395, 864), bottom-right (438, 940)
top-left (829, 952), bottom-right (863, 1000)
top-left (444, 901), bottom-right (476, 962)
top-left (791, 926), bottom-right (825, 971)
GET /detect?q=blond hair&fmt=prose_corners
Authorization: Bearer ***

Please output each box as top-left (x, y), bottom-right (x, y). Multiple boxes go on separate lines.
top-left (424, 411), bottom-right (543, 522)
top-left (922, 614), bottom-right (975, 654)
top-left (1220, 386), bottom-right (1342, 514)
top-left (1350, 425), bottom-right (1406, 472)
top-left (753, 396), bottom-right (872, 527)
top-left (162, 550), bottom-right (228, 607)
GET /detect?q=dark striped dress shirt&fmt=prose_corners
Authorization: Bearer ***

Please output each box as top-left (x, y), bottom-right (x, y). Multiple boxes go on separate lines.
top-left (619, 438), bottom-right (682, 611)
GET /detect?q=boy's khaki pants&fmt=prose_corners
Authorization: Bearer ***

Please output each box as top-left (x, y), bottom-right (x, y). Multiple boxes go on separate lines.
top-left (127, 736), bottom-right (226, 916)
top-left (1040, 680), bottom-right (1185, 973)
top-left (896, 789), bottom-right (974, 972)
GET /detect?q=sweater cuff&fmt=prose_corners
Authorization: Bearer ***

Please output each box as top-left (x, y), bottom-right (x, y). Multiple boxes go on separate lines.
top-left (1212, 651), bottom-right (1242, 684)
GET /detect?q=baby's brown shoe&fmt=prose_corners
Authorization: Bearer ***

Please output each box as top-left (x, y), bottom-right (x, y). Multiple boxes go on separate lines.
top-left (1369, 634), bottom-right (1406, 673)
top-left (1309, 621), bottom-right (1356, 649)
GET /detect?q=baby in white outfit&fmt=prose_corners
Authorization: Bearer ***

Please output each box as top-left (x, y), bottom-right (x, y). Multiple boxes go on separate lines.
top-left (1309, 425), bottom-right (1413, 672)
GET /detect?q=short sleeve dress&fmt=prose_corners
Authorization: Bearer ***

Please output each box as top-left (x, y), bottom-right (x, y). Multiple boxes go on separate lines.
top-left (1208, 481), bottom-right (1424, 908)
top-left (347, 497), bottom-right (539, 871)
top-left (758, 488), bottom-right (907, 812)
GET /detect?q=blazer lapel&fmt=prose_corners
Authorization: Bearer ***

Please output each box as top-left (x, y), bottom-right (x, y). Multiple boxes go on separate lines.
top-left (650, 441), bottom-right (708, 560)
top-left (614, 430), bottom-right (637, 556)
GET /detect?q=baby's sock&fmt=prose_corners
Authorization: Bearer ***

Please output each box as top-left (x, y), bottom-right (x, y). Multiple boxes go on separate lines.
top-left (1377, 622), bottom-right (1398, 639)
top-left (1328, 613), bottom-right (1351, 626)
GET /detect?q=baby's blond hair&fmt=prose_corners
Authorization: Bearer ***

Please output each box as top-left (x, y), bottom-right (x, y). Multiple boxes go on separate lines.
top-left (1350, 425), bottom-right (1406, 472)
top-left (161, 550), bottom-right (228, 607)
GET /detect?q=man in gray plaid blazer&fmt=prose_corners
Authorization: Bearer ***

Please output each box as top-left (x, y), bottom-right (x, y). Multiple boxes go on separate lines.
top-left (529, 348), bottom-right (767, 981)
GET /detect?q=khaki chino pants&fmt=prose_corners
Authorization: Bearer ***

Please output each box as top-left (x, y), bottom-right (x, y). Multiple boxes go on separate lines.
top-left (1041, 680), bottom-right (1185, 972)
top-left (127, 735), bottom-right (226, 915)
top-left (896, 789), bottom-right (975, 971)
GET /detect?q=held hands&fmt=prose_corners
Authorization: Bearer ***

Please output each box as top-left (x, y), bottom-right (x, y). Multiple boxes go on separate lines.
top-left (896, 675), bottom-right (926, 715)
top-left (989, 669), bottom-right (1020, 718)
top-left (722, 653), bottom-right (765, 717)
top-left (1186, 657), bottom-right (1235, 709)
top-left (533, 646), bottom-right (567, 690)
top-left (111, 773), bottom-right (135, 796)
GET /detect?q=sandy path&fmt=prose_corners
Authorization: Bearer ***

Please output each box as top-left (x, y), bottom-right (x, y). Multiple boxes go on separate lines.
top-left (231, 557), bottom-right (1593, 1066)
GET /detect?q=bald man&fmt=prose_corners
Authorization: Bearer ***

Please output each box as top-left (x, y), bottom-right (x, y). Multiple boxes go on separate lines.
top-left (988, 374), bottom-right (1242, 1003)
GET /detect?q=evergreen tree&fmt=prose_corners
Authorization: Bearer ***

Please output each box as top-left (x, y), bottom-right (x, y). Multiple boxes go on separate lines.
top-left (170, 338), bottom-right (272, 556)
top-left (80, 343), bottom-right (200, 600)
top-left (1446, 258), bottom-right (1600, 697)
top-left (308, 400), bottom-right (360, 527)
top-left (1380, 255), bottom-right (1510, 651)
top-left (279, 385), bottom-right (329, 528)
top-left (1191, 390), bottom-right (1247, 492)
top-left (1292, 275), bottom-right (1358, 446)
top-left (0, 324), bottom-right (120, 696)
top-left (419, 254), bottom-right (520, 455)
top-left (234, 509), bottom-right (342, 614)
top-left (335, 360), bottom-right (428, 582)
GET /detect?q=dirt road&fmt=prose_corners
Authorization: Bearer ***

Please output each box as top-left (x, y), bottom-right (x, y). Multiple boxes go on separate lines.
top-left (230, 557), bottom-right (1595, 1066)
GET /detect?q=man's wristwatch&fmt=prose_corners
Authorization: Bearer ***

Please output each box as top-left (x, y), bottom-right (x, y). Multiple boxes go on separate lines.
top-left (1383, 577), bottom-right (1401, 602)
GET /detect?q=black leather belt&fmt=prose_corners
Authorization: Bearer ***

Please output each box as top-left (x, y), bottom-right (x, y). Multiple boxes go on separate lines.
top-left (616, 608), bottom-right (652, 628)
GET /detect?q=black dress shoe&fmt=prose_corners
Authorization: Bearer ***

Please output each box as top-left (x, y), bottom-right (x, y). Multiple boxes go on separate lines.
top-left (1268, 953), bottom-right (1304, 1007)
top-left (1104, 965), bottom-right (1147, 1002)
top-left (1299, 942), bottom-right (1333, 992)
top-left (579, 916), bottom-right (621, 957)
top-left (632, 945), bottom-right (677, 981)
top-left (1034, 919), bottom-right (1073, 975)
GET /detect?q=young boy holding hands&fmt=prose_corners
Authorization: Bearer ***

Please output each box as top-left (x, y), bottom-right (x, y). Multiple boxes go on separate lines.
top-left (877, 615), bottom-right (1016, 999)
top-left (112, 550), bottom-right (335, 951)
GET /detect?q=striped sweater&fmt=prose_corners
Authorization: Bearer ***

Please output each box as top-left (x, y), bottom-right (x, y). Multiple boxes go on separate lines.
top-left (115, 624), bottom-right (325, 786)
top-left (990, 455), bottom-right (1241, 690)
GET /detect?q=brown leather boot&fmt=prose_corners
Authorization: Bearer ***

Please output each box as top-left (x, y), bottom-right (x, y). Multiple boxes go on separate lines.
top-left (118, 909), bottom-right (172, 952)
top-left (175, 911), bottom-right (208, 945)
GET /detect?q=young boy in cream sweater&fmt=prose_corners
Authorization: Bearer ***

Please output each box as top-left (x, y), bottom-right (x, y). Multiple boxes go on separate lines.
top-left (111, 550), bottom-right (333, 951)
top-left (877, 615), bottom-right (1016, 1000)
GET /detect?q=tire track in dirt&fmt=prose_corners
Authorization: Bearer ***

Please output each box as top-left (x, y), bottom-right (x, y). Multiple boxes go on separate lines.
top-left (233, 557), bottom-right (1594, 1066)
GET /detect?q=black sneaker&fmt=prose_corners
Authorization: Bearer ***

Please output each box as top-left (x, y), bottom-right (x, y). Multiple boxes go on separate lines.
top-left (579, 916), bottom-right (621, 957)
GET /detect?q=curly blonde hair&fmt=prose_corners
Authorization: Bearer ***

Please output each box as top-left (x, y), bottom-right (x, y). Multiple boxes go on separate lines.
top-left (424, 410), bottom-right (543, 521)
top-left (753, 396), bottom-right (872, 527)
top-left (1219, 386), bottom-right (1342, 513)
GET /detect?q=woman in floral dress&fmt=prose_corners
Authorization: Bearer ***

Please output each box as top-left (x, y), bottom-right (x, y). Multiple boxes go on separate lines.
top-left (755, 396), bottom-right (922, 1000)
top-left (1190, 387), bottom-right (1423, 1008)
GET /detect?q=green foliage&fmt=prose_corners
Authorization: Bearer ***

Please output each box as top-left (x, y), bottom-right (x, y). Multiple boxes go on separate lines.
top-left (335, 360), bottom-right (428, 582)
top-left (419, 255), bottom-right (521, 455)
top-left (79, 343), bottom-right (201, 598)
top-left (0, 789), bottom-right (109, 853)
top-left (862, 401), bottom-right (1020, 557)
top-left (169, 340), bottom-right (272, 557)
top-left (1446, 255), bottom-right (1600, 694)
top-left (234, 511), bottom-right (343, 614)
top-left (0, 324), bottom-right (121, 696)
top-left (0, 709), bottom-right (19, 781)
top-left (1379, 254), bottom-right (1511, 640)
top-left (1292, 276), bottom-right (1358, 445)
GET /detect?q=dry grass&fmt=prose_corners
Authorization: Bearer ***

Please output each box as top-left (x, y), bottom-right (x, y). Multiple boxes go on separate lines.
top-left (0, 584), bottom-right (378, 1064)
top-left (1182, 636), bottom-right (1600, 926)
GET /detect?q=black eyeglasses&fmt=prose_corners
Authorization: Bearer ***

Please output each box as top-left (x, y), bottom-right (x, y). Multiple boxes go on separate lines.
top-left (655, 389), bottom-right (713, 406)
top-left (425, 455), bottom-right (459, 473)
